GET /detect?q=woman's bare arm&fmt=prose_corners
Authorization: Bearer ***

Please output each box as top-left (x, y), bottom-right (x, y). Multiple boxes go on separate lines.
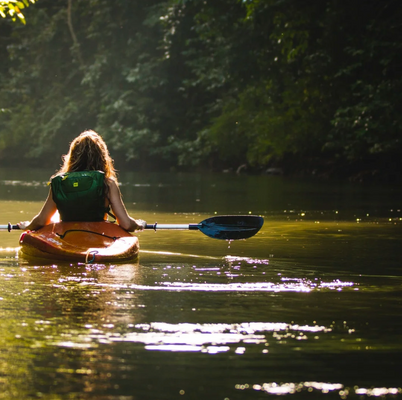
top-left (18, 188), bottom-right (58, 231)
top-left (108, 179), bottom-right (145, 232)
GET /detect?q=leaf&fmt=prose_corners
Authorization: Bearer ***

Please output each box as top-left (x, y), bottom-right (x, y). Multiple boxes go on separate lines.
top-left (17, 11), bottom-right (25, 22)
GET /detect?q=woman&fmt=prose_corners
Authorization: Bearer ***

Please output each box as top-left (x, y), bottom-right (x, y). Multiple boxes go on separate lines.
top-left (18, 130), bottom-right (144, 232)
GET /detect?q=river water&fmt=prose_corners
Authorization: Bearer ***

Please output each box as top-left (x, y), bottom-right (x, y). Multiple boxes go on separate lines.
top-left (0, 167), bottom-right (401, 399)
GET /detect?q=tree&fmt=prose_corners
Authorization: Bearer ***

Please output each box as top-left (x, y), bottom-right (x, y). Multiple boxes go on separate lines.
top-left (0, 0), bottom-right (169, 167)
top-left (1, 0), bottom-right (402, 179)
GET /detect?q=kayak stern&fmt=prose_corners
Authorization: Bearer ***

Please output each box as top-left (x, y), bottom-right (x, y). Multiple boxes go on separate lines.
top-left (19, 221), bottom-right (139, 263)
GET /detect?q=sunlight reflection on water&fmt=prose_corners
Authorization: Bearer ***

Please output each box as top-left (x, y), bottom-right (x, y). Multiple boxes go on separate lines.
top-left (237, 381), bottom-right (402, 398)
top-left (1, 180), bottom-right (46, 187)
top-left (52, 321), bottom-right (332, 353)
top-left (80, 278), bottom-right (356, 292)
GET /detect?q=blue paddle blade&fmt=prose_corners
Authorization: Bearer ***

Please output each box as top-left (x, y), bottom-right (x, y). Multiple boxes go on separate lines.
top-left (197, 215), bottom-right (264, 240)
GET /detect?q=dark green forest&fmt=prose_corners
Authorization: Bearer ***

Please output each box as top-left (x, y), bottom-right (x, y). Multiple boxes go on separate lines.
top-left (1, 0), bottom-right (401, 180)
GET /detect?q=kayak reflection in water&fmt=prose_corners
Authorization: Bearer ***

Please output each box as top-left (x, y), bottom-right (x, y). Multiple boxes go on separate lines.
top-left (18, 130), bottom-right (145, 232)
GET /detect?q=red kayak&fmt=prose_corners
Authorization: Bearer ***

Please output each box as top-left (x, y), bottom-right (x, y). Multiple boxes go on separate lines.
top-left (19, 221), bottom-right (139, 263)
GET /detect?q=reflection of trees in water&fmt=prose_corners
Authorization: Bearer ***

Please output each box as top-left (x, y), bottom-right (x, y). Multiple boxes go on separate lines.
top-left (0, 262), bottom-right (148, 397)
top-left (49, 263), bottom-right (143, 323)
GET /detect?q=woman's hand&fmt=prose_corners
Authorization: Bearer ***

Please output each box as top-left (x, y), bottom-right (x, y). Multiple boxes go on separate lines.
top-left (133, 219), bottom-right (146, 231)
top-left (17, 221), bottom-right (32, 230)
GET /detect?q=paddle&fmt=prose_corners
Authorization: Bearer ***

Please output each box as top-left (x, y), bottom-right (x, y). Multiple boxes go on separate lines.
top-left (145, 215), bottom-right (264, 240)
top-left (1, 215), bottom-right (264, 240)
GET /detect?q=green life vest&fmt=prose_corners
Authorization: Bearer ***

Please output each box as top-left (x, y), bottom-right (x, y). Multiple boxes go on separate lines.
top-left (51, 171), bottom-right (109, 222)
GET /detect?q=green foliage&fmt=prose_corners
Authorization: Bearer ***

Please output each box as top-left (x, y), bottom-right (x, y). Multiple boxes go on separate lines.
top-left (329, 9), bottom-right (402, 161)
top-left (209, 77), bottom-right (329, 167)
top-left (197, 0), bottom-right (402, 174)
top-left (0, 0), bottom-right (401, 178)
top-left (0, 0), bottom-right (36, 24)
top-left (195, 0), bottom-right (333, 168)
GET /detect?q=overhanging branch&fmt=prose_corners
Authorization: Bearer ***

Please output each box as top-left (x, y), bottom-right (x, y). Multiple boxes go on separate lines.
top-left (67, 0), bottom-right (84, 67)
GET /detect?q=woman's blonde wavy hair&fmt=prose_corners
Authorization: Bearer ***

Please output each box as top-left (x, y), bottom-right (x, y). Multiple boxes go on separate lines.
top-left (56, 130), bottom-right (117, 182)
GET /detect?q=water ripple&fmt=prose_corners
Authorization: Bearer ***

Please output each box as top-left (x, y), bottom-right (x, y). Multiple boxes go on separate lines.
top-left (52, 321), bottom-right (331, 353)
top-left (80, 278), bottom-right (355, 292)
top-left (237, 381), bottom-right (402, 398)
top-left (0, 180), bottom-right (46, 187)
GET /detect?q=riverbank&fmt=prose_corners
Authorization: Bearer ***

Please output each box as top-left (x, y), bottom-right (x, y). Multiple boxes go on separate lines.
top-left (1, 149), bottom-right (402, 183)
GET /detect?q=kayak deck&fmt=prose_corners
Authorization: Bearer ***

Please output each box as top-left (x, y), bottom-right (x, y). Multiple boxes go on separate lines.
top-left (19, 221), bottom-right (139, 263)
